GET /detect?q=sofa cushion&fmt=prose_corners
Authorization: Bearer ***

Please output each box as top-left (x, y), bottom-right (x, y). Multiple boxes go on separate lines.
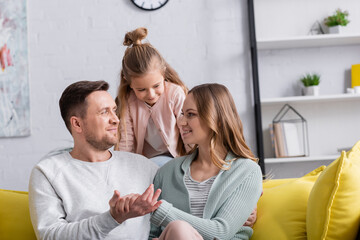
top-left (251, 165), bottom-right (325, 240)
top-left (307, 140), bottom-right (360, 240)
top-left (0, 189), bottom-right (36, 240)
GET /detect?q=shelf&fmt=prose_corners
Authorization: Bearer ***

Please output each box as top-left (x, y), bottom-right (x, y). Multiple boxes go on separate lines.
top-left (261, 93), bottom-right (360, 106)
top-left (265, 154), bottom-right (339, 164)
top-left (257, 34), bottom-right (360, 50)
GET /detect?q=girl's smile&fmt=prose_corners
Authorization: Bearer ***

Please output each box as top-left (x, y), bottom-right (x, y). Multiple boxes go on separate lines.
top-left (130, 70), bottom-right (165, 106)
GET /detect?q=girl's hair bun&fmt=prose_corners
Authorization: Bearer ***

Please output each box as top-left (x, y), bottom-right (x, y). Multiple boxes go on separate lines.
top-left (123, 27), bottom-right (148, 46)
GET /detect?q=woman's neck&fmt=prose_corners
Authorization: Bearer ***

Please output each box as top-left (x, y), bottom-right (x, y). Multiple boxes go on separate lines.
top-left (190, 144), bottom-right (227, 182)
top-left (196, 143), bottom-right (227, 164)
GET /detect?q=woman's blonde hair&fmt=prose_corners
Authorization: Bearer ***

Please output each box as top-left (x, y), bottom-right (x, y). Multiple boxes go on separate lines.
top-left (115, 27), bottom-right (187, 150)
top-left (188, 83), bottom-right (258, 169)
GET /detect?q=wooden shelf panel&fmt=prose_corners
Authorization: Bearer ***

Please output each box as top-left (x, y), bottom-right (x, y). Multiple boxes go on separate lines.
top-left (257, 34), bottom-right (360, 50)
top-left (265, 154), bottom-right (339, 164)
top-left (261, 94), bottom-right (360, 105)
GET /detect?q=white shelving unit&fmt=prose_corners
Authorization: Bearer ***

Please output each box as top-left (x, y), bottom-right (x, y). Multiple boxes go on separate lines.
top-left (257, 35), bottom-right (360, 172)
top-left (261, 93), bottom-right (360, 165)
top-left (258, 34), bottom-right (360, 50)
top-left (265, 154), bottom-right (340, 164)
top-left (261, 93), bottom-right (360, 105)
top-left (250, 0), bottom-right (360, 177)
top-left (261, 97), bottom-right (360, 166)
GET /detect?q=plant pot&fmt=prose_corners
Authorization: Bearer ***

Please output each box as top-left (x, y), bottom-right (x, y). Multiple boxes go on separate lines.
top-left (328, 25), bottom-right (343, 34)
top-left (303, 86), bottom-right (320, 96)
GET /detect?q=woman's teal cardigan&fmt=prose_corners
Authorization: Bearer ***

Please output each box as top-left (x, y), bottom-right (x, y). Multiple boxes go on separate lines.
top-left (149, 151), bottom-right (263, 240)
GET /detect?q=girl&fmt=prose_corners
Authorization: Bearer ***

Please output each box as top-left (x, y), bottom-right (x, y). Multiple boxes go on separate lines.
top-left (114, 27), bottom-right (188, 166)
top-left (149, 83), bottom-right (263, 240)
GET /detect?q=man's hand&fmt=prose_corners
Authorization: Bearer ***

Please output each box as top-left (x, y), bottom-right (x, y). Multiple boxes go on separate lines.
top-left (243, 207), bottom-right (257, 227)
top-left (109, 184), bottom-right (162, 224)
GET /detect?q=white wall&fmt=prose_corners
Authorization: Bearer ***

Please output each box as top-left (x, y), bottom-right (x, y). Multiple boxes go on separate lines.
top-left (255, 0), bottom-right (360, 39)
top-left (0, 0), bottom-right (256, 190)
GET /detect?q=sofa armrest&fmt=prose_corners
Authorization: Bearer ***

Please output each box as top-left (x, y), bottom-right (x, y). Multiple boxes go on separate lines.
top-left (0, 189), bottom-right (37, 240)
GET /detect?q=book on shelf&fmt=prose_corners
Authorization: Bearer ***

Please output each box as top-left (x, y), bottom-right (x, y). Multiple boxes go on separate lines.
top-left (273, 122), bottom-right (286, 157)
top-left (351, 64), bottom-right (360, 88)
top-left (269, 124), bottom-right (278, 158)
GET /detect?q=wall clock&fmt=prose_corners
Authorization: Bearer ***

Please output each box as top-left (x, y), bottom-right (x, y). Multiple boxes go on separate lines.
top-left (131, 0), bottom-right (169, 11)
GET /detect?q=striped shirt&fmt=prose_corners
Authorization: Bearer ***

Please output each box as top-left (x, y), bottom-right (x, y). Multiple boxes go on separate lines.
top-left (184, 168), bottom-right (217, 218)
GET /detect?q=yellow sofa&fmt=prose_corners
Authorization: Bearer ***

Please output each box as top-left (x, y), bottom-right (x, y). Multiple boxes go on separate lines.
top-left (0, 189), bottom-right (36, 240)
top-left (1, 141), bottom-right (360, 240)
top-left (251, 140), bottom-right (360, 240)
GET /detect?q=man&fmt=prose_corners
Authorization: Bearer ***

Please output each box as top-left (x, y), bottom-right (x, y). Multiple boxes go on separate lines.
top-left (29, 80), bottom-right (161, 240)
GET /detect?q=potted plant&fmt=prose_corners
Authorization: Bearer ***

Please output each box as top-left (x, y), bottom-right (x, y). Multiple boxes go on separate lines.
top-left (300, 73), bottom-right (321, 96)
top-left (324, 9), bottom-right (350, 34)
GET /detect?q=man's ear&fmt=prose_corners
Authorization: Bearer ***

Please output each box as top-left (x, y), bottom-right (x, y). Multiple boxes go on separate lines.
top-left (70, 116), bottom-right (83, 133)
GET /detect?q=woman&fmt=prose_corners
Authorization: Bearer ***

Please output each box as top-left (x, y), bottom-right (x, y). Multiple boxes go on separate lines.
top-left (149, 83), bottom-right (263, 240)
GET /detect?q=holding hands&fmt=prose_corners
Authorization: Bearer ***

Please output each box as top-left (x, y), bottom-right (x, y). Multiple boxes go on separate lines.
top-left (109, 184), bottom-right (162, 224)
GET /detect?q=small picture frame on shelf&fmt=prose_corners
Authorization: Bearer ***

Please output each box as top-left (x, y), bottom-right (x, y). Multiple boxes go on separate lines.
top-left (309, 20), bottom-right (325, 35)
top-left (271, 104), bottom-right (309, 158)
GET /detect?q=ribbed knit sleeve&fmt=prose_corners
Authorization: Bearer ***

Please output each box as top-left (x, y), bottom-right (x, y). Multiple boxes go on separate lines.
top-left (149, 167), bottom-right (164, 239)
top-left (150, 165), bottom-right (262, 240)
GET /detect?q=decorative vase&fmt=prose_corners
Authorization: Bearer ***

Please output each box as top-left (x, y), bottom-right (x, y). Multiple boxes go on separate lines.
top-left (303, 86), bottom-right (320, 96)
top-left (328, 25), bottom-right (343, 34)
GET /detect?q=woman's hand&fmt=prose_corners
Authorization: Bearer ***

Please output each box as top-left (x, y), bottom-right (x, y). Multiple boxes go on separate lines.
top-left (243, 207), bottom-right (257, 227)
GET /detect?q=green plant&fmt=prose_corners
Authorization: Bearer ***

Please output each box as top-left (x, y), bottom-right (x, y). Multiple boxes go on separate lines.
top-left (300, 73), bottom-right (321, 87)
top-left (324, 9), bottom-right (350, 27)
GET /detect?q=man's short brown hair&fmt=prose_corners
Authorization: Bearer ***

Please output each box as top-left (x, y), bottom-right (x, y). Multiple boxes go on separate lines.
top-left (59, 80), bottom-right (109, 133)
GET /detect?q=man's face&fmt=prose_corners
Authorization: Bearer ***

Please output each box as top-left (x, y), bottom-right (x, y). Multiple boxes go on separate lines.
top-left (81, 91), bottom-right (119, 150)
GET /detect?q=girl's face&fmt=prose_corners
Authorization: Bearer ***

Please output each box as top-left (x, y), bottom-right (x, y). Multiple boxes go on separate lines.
top-left (130, 69), bottom-right (165, 106)
top-left (178, 93), bottom-right (211, 147)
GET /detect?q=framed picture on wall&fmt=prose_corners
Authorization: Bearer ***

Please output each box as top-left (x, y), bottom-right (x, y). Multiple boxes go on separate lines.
top-left (0, 0), bottom-right (30, 137)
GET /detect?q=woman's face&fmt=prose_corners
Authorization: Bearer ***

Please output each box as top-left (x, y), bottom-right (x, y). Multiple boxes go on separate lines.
top-left (130, 69), bottom-right (165, 106)
top-left (178, 93), bottom-right (211, 147)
